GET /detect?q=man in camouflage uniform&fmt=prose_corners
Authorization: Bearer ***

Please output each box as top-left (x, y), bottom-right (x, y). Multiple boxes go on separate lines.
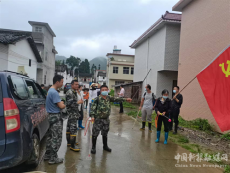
top-left (90, 85), bottom-right (132, 154)
top-left (44, 75), bottom-right (66, 165)
top-left (66, 80), bottom-right (83, 152)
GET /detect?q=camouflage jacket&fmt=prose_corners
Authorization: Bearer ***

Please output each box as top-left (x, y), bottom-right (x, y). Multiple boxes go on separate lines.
top-left (66, 89), bottom-right (81, 119)
top-left (90, 95), bottom-right (125, 119)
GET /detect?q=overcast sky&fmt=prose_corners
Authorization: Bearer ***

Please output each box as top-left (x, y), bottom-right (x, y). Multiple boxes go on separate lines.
top-left (0, 0), bottom-right (179, 60)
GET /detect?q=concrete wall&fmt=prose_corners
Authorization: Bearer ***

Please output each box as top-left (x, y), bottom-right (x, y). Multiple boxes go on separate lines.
top-left (156, 71), bottom-right (178, 98)
top-left (164, 24), bottom-right (181, 71)
top-left (134, 26), bottom-right (167, 96)
top-left (7, 40), bottom-right (38, 80)
top-left (111, 54), bottom-right (134, 62)
top-left (32, 25), bottom-right (56, 86)
top-left (133, 24), bottom-right (180, 98)
top-left (177, 0), bottom-right (230, 132)
top-left (109, 64), bottom-right (134, 80)
top-left (0, 44), bottom-right (9, 71)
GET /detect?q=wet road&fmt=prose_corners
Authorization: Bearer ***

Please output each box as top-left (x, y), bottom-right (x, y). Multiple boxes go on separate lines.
top-left (4, 106), bottom-right (224, 173)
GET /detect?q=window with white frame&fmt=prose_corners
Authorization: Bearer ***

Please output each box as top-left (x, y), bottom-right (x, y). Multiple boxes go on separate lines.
top-left (131, 67), bottom-right (134, 75)
top-left (123, 67), bottom-right (129, 74)
top-left (35, 27), bottom-right (42, 32)
top-left (113, 67), bottom-right (118, 74)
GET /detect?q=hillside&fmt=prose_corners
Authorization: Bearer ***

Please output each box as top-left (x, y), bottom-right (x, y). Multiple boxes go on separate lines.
top-left (55, 55), bottom-right (107, 71)
top-left (55, 55), bottom-right (67, 61)
top-left (89, 57), bottom-right (107, 71)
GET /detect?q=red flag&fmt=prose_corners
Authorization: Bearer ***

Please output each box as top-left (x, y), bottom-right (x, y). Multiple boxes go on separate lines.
top-left (197, 45), bottom-right (230, 132)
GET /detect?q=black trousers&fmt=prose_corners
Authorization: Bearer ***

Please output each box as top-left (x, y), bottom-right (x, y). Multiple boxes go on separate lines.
top-left (119, 102), bottom-right (123, 113)
top-left (170, 109), bottom-right (180, 131)
top-left (157, 115), bottom-right (169, 132)
top-left (78, 105), bottom-right (84, 120)
top-left (84, 99), bottom-right (88, 108)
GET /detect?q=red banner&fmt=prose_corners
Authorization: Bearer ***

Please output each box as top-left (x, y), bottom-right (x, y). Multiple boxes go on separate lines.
top-left (197, 45), bottom-right (230, 132)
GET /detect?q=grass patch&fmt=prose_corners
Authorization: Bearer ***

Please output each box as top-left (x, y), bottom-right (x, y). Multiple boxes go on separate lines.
top-left (181, 144), bottom-right (197, 153)
top-left (111, 101), bottom-right (136, 109)
top-left (127, 110), bottom-right (141, 118)
top-left (224, 165), bottom-right (230, 173)
top-left (221, 133), bottom-right (230, 141)
top-left (177, 136), bottom-right (189, 144)
top-left (178, 116), bottom-right (214, 132)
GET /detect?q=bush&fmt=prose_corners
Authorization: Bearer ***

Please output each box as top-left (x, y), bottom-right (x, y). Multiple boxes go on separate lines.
top-left (224, 165), bottom-right (230, 173)
top-left (109, 89), bottom-right (114, 96)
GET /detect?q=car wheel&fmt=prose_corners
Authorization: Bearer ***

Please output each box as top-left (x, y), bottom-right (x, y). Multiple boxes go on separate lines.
top-left (25, 133), bottom-right (40, 168)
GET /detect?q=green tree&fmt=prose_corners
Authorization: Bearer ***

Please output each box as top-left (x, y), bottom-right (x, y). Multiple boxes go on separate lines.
top-left (55, 60), bottom-right (62, 66)
top-left (91, 64), bottom-right (97, 75)
top-left (66, 55), bottom-right (81, 70)
top-left (62, 60), bottom-right (65, 65)
top-left (79, 59), bottom-right (90, 74)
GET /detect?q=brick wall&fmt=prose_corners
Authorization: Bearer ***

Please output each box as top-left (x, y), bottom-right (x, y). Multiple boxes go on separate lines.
top-left (178, 0), bottom-right (230, 133)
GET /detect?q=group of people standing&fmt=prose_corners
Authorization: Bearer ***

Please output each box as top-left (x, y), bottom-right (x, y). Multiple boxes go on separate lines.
top-left (44, 75), bottom-right (132, 165)
top-left (43, 74), bottom-right (182, 165)
top-left (139, 84), bottom-right (183, 145)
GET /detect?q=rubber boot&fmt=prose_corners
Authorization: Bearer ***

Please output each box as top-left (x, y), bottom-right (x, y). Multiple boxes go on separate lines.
top-left (148, 123), bottom-right (152, 132)
top-left (173, 124), bottom-right (178, 134)
top-left (102, 136), bottom-right (112, 152)
top-left (155, 131), bottom-right (161, 143)
top-left (140, 122), bottom-right (146, 131)
top-left (70, 135), bottom-right (80, 152)
top-left (66, 132), bottom-right (71, 146)
top-left (91, 136), bottom-right (97, 154)
top-left (164, 132), bottom-right (169, 144)
top-left (78, 120), bottom-right (85, 129)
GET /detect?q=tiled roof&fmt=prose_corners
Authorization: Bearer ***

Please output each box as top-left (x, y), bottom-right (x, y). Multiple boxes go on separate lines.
top-left (0, 29), bottom-right (42, 62)
top-left (130, 11), bottom-right (181, 48)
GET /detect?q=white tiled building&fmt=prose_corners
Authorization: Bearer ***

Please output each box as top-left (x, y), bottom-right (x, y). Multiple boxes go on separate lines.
top-left (130, 11), bottom-right (181, 98)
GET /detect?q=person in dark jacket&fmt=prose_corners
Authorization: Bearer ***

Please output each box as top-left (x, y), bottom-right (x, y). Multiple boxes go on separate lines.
top-left (155, 89), bottom-right (171, 144)
top-left (170, 86), bottom-right (183, 134)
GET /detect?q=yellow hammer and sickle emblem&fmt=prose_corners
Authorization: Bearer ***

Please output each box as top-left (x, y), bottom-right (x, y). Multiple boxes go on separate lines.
top-left (219, 60), bottom-right (230, 77)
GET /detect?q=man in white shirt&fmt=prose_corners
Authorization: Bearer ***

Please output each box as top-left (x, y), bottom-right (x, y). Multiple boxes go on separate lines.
top-left (118, 85), bottom-right (125, 113)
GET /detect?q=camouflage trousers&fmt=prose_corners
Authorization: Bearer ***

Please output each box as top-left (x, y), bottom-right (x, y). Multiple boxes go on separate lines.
top-left (66, 116), bottom-right (78, 135)
top-left (92, 118), bottom-right (110, 137)
top-left (45, 113), bottom-right (63, 159)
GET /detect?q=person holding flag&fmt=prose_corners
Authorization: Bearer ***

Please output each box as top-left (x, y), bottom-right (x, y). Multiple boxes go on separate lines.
top-left (170, 86), bottom-right (183, 134)
top-left (155, 89), bottom-right (171, 144)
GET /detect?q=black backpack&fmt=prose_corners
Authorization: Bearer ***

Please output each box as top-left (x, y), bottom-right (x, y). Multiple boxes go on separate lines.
top-left (143, 92), bottom-right (156, 106)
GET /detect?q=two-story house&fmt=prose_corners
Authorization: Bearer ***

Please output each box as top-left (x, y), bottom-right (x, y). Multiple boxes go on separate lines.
top-left (29, 21), bottom-right (58, 86)
top-left (130, 11), bottom-right (181, 98)
top-left (106, 46), bottom-right (134, 89)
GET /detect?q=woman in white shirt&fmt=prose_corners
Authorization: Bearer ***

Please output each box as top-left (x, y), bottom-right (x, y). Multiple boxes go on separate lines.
top-left (77, 85), bottom-right (85, 129)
